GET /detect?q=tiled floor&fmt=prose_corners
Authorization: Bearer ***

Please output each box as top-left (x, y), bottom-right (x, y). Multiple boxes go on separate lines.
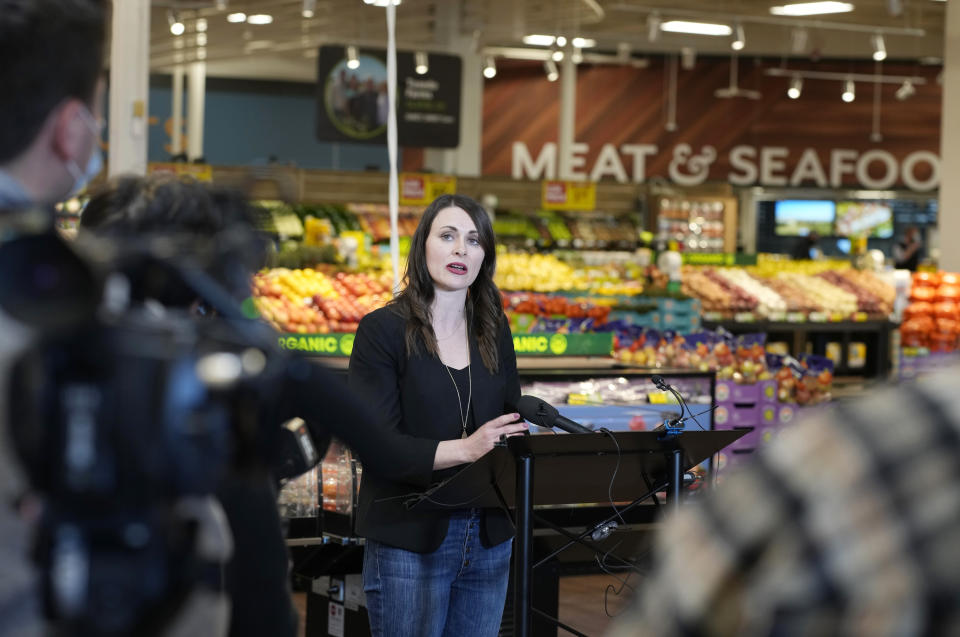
top-left (294, 574), bottom-right (635, 637)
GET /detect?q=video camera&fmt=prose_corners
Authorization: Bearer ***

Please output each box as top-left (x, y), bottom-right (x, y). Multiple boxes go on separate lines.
top-left (0, 209), bottom-right (331, 636)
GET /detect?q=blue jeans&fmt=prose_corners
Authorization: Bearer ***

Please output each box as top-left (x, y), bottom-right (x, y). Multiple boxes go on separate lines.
top-left (363, 509), bottom-right (512, 637)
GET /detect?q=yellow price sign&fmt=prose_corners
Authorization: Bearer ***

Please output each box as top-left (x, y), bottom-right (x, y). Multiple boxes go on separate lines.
top-left (148, 162), bottom-right (213, 182)
top-left (541, 180), bottom-right (596, 211)
top-left (400, 173), bottom-right (457, 206)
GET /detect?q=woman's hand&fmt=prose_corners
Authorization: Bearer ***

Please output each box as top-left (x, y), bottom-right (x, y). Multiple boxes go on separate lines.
top-left (434, 413), bottom-right (528, 470)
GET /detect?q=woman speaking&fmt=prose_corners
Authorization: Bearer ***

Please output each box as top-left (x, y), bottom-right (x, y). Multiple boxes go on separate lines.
top-left (348, 194), bottom-right (526, 637)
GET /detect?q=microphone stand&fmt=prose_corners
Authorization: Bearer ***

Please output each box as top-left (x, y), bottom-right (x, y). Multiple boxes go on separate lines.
top-left (651, 377), bottom-right (718, 510)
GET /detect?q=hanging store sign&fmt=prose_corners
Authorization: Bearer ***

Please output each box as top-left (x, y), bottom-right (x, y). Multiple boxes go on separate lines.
top-left (512, 142), bottom-right (940, 192)
top-left (315, 45), bottom-right (461, 148)
top-left (541, 180), bottom-right (597, 211)
top-left (399, 173), bottom-right (458, 206)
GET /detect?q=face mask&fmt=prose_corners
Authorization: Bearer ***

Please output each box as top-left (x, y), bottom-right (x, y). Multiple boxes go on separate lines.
top-left (65, 106), bottom-right (104, 197)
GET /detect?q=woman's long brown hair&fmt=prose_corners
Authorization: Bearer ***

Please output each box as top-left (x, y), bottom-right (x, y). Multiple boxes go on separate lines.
top-left (391, 194), bottom-right (504, 373)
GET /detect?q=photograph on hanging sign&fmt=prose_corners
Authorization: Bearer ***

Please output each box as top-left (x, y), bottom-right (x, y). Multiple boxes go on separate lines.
top-left (315, 45), bottom-right (461, 148)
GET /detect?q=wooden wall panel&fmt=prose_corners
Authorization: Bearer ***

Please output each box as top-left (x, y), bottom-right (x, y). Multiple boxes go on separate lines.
top-left (482, 56), bottom-right (941, 188)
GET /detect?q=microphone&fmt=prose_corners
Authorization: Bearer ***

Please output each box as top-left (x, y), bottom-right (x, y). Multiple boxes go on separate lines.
top-left (517, 395), bottom-right (593, 434)
top-left (651, 375), bottom-right (669, 391)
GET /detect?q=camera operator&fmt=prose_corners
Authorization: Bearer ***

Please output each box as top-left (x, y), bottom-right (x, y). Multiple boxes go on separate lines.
top-left (78, 175), bottom-right (302, 637)
top-left (0, 0), bottom-right (106, 634)
top-left (76, 175), bottom-right (451, 637)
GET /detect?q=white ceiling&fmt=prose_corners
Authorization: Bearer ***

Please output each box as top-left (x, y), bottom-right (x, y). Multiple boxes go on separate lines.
top-left (145, 0), bottom-right (946, 83)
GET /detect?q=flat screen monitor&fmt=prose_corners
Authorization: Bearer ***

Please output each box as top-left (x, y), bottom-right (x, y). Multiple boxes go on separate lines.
top-left (774, 200), bottom-right (836, 237)
top-left (835, 201), bottom-right (894, 238)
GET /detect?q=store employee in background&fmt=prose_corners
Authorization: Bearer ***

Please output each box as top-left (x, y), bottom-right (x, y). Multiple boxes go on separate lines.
top-left (349, 194), bottom-right (528, 637)
top-left (894, 226), bottom-right (923, 271)
top-left (791, 230), bottom-right (821, 261)
top-left (0, 1), bottom-right (106, 635)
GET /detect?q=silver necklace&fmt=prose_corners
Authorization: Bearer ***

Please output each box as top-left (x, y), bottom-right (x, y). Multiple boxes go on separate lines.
top-left (443, 328), bottom-right (472, 439)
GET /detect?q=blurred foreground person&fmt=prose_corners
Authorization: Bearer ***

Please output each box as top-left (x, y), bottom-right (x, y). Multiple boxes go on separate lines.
top-left (609, 369), bottom-right (960, 636)
top-left (79, 176), bottom-right (293, 637)
top-left (0, 0), bottom-right (106, 635)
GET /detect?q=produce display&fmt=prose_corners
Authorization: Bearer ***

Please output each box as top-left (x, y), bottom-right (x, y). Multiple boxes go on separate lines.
top-left (654, 197), bottom-right (728, 253)
top-left (502, 292), bottom-right (612, 328)
top-left (902, 271), bottom-right (960, 351)
top-left (494, 211), bottom-right (638, 249)
top-left (775, 273), bottom-right (859, 316)
top-left (676, 260), bottom-right (891, 319)
top-left (768, 354), bottom-right (834, 406)
top-left (253, 268), bottom-right (392, 333)
top-left (495, 252), bottom-right (643, 296)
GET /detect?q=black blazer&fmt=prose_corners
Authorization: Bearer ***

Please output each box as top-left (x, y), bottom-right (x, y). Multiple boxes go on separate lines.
top-left (348, 305), bottom-right (521, 553)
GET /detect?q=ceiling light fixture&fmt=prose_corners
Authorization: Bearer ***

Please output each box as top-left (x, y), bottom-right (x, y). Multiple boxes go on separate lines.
top-left (571, 46), bottom-right (584, 64)
top-left (363, 0), bottom-right (402, 5)
top-left (787, 75), bottom-right (803, 98)
top-left (197, 47), bottom-right (207, 60)
top-left (168, 11), bottom-right (185, 36)
top-left (544, 59), bottom-right (559, 82)
top-left (246, 14), bottom-right (273, 25)
top-left (523, 34), bottom-right (556, 46)
top-left (346, 45), bottom-right (360, 69)
top-left (302, 0), bottom-right (316, 18)
top-left (414, 51), bottom-right (429, 74)
top-left (571, 37), bottom-right (596, 48)
top-left (895, 79), bottom-right (916, 100)
top-left (196, 18), bottom-right (207, 32)
top-left (647, 12), bottom-right (661, 42)
top-left (196, 32), bottom-right (207, 46)
top-left (226, 12), bottom-right (247, 23)
top-left (872, 33), bottom-right (887, 61)
top-left (551, 48), bottom-right (564, 62)
top-left (731, 23), bottom-right (745, 50)
top-left (555, 35), bottom-right (567, 47)
top-left (842, 78), bottom-right (855, 102)
top-left (791, 28), bottom-right (808, 54)
top-left (483, 55), bottom-right (497, 79)
top-left (770, 2), bottom-right (854, 16)
top-left (661, 21), bottom-right (733, 36)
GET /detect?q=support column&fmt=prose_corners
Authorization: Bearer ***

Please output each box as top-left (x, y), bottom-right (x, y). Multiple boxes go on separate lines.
top-left (108, 0), bottom-right (150, 177)
top-left (171, 66), bottom-right (185, 156)
top-left (940, 1), bottom-right (960, 271)
top-left (187, 61), bottom-right (206, 161)
top-left (558, 53), bottom-right (578, 180)
top-left (423, 0), bottom-right (482, 177)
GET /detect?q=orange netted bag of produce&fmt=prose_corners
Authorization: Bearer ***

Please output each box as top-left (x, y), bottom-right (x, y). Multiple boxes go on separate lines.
top-left (940, 273), bottom-right (960, 286)
top-left (902, 316), bottom-right (935, 347)
top-left (910, 286), bottom-right (936, 303)
top-left (933, 302), bottom-right (959, 321)
top-left (930, 332), bottom-right (958, 353)
top-left (903, 301), bottom-right (934, 321)
top-left (936, 285), bottom-right (960, 302)
top-left (914, 271), bottom-right (940, 288)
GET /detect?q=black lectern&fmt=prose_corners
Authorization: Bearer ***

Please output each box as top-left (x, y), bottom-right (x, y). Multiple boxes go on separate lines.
top-left (407, 429), bottom-right (746, 637)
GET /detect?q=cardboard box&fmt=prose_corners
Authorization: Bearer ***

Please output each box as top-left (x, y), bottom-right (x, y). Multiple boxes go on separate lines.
top-left (714, 403), bottom-right (760, 427)
top-left (715, 380), bottom-right (760, 403)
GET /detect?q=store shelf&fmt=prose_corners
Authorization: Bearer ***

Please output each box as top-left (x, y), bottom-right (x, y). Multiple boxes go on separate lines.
top-left (702, 319), bottom-right (894, 378)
